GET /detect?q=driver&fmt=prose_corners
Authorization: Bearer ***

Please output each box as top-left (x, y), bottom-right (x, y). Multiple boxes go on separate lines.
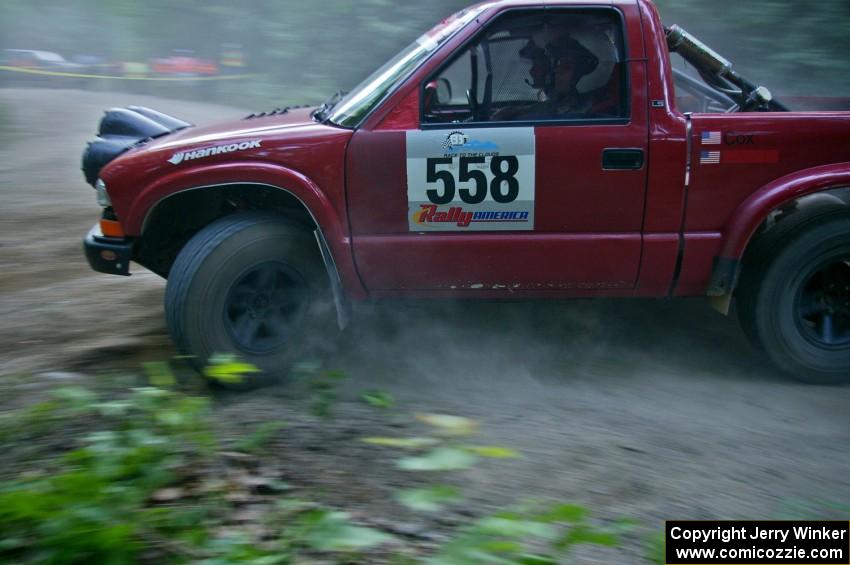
top-left (497, 33), bottom-right (600, 120)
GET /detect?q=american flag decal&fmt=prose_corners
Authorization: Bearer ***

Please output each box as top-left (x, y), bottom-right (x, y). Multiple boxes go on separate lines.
top-left (700, 150), bottom-right (721, 164)
top-left (701, 131), bottom-right (722, 145)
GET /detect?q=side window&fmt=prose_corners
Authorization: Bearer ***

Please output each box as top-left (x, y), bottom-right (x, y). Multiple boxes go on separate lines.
top-left (423, 9), bottom-right (628, 124)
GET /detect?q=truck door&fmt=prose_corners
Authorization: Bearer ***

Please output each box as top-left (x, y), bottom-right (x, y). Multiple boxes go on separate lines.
top-left (346, 7), bottom-right (648, 293)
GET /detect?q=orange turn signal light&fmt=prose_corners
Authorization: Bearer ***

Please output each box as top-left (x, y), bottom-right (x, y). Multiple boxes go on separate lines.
top-left (100, 218), bottom-right (125, 238)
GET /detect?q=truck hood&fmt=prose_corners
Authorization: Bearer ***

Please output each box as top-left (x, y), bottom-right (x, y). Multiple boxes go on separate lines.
top-left (81, 105), bottom-right (325, 186)
top-left (144, 106), bottom-right (321, 152)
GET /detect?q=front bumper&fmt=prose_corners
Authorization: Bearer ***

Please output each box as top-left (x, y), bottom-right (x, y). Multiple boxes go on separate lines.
top-left (83, 224), bottom-right (134, 276)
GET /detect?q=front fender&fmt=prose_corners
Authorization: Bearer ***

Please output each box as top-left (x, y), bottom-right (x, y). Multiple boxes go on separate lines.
top-left (121, 161), bottom-right (366, 300)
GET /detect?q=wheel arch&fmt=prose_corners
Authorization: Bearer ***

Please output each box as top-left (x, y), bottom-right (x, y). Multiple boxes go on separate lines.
top-left (708, 164), bottom-right (850, 301)
top-left (129, 164), bottom-right (366, 317)
top-left (137, 182), bottom-right (317, 276)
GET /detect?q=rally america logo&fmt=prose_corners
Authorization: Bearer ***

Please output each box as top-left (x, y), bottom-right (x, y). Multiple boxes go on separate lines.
top-left (168, 139), bottom-right (262, 165)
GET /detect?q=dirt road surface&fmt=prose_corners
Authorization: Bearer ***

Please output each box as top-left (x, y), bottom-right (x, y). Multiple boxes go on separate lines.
top-left (2, 88), bottom-right (849, 561)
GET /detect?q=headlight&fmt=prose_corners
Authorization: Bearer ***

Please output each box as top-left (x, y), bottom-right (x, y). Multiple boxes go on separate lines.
top-left (95, 178), bottom-right (111, 207)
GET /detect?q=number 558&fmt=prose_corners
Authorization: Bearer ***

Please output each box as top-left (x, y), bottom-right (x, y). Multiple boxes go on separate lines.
top-left (425, 156), bottom-right (519, 205)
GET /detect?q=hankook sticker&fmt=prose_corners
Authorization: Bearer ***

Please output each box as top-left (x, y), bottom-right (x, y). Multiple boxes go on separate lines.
top-left (406, 128), bottom-right (535, 231)
top-left (168, 139), bottom-right (262, 165)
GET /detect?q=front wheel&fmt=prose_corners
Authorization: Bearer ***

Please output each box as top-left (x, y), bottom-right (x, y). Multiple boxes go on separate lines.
top-left (165, 213), bottom-right (330, 389)
top-left (738, 216), bottom-right (850, 384)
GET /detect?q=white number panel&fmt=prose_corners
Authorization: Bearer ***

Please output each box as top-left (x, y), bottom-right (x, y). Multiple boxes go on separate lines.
top-left (406, 128), bottom-right (535, 232)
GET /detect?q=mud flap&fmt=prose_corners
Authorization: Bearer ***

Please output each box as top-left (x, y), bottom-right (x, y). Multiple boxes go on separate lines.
top-left (708, 293), bottom-right (733, 316)
top-left (314, 228), bottom-right (351, 330)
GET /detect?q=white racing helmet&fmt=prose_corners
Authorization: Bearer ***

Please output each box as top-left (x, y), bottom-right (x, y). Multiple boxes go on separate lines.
top-left (571, 28), bottom-right (619, 93)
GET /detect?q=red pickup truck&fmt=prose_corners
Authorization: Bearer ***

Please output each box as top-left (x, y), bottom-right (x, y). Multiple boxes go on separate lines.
top-left (82, 0), bottom-right (850, 387)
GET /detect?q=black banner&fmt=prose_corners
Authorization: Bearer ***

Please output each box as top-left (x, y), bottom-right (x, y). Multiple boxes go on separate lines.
top-left (666, 521), bottom-right (849, 564)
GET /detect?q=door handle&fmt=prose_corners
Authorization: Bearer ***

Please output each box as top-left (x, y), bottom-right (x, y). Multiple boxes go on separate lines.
top-left (602, 148), bottom-right (645, 171)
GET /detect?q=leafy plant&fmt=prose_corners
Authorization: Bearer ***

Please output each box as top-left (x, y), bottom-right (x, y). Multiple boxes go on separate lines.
top-left (646, 530), bottom-right (666, 565)
top-left (0, 371), bottom-right (393, 563)
top-left (425, 504), bottom-right (621, 564)
top-left (1, 368), bottom-right (636, 564)
top-left (0, 386), bottom-right (214, 563)
top-left (396, 485), bottom-right (461, 513)
top-left (365, 413), bottom-right (626, 563)
top-left (295, 509), bottom-right (395, 552)
top-left (365, 412), bottom-right (520, 474)
top-left (292, 362), bottom-right (346, 419)
top-left (203, 354), bottom-right (261, 385)
top-left (361, 389), bottom-right (395, 409)
top-left (232, 420), bottom-right (287, 454)
top-left (398, 447), bottom-right (478, 472)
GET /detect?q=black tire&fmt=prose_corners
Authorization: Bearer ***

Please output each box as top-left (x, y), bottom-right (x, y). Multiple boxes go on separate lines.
top-left (737, 202), bottom-right (848, 350)
top-left (165, 212), bottom-right (331, 389)
top-left (737, 215), bottom-right (850, 384)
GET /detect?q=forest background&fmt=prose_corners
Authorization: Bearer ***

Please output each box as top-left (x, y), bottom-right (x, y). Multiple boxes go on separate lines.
top-left (3, 0), bottom-right (849, 108)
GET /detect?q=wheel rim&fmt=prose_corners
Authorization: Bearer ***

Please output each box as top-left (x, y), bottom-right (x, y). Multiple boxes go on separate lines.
top-left (794, 256), bottom-right (850, 348)
top-left (223, 261), bottom-right (309, 354)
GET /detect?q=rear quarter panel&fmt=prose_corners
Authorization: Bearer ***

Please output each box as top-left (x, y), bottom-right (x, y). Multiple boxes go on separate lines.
top-left (687, 113), bottom-right (850, 232)
top-left (677, 113), bottom-right (850, 294)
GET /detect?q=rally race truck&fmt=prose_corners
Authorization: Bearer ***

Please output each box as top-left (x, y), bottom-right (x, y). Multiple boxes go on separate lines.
top-left (83, 0), bottom-right (850, 387)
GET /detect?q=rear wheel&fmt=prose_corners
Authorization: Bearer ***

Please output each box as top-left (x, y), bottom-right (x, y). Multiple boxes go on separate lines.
top-left (738, 216), bottom-right (850, 384)
top-left (165, 213), bottom-right (330, 389)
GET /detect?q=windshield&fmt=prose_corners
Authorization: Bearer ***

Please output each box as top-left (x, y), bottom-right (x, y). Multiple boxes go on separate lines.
top-left (326, 6), bottom-right (486, 128)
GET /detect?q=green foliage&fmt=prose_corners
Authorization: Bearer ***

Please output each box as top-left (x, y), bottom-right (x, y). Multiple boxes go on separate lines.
top-left (361, 389), bottom-right (395, 409)
top-left (295, 509), bottom-right (395, 552)
top-left (396, 485), bottom-right (461, 513)
top-left (416, 413), bottom-right (479, 437)
top-left (646, 530), bottom-right (666, 565)
top-left (1, 371), bottom-right (635, 563)
top-left (0, 380), bottom-right (399, 563)
top-left (0, 386), bottom-right (213, 563)
top-left (232, 421), bottom-right (286, 454)
top-left (398, 447), bottom-right (478, 472)
top-left (370, 413), bottom-right (520, 472)
top-left (203, 353), bottom-right (261, 384)
top-left (465, 446), bottom-right (521, 459)
top-left (428, 504), bottom-right (620, 564)
top-left (369, 412), bottom-right (626, 563)
top-left (0, 360), bottom-right (405, 562)
top-left (293, 362), bottom-right (346, 419)
top-left (144, 360), bottom-right (177, 388)
top-left (362, 436), bottom-right (441, 449)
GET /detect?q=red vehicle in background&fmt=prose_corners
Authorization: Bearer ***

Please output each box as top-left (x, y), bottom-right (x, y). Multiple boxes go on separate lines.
top-left (149, 49), bottom-right (217, 77)
top-left (81, 0), bottom-right (850, 387)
